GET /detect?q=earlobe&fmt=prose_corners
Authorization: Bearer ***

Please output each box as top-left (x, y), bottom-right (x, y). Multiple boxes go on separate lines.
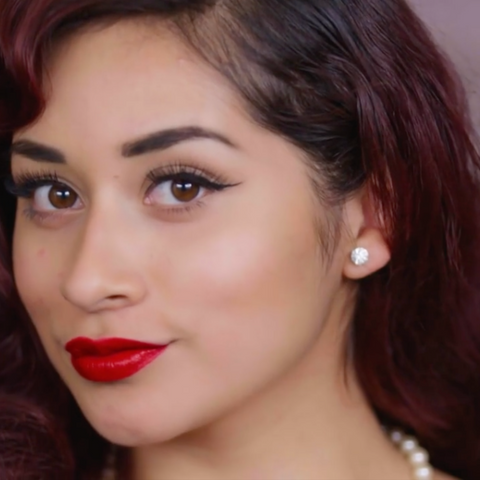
top-left (343, 228), bottom-right (391, 280)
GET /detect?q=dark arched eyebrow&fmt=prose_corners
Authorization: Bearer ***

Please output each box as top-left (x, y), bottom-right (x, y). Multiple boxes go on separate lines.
top-left (122, 126), bottom-right (237, 157)
top-left (10, 140), bottom-right (65, 164)
top-left (10, 126), bottom-right (238, 164)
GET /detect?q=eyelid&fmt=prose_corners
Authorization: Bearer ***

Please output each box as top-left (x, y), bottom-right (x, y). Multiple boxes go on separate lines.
top-left (145, 163), bottom-right (236, 191)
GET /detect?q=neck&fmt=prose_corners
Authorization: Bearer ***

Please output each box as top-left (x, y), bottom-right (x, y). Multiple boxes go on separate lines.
top-left (129, 315), bottom-right (411, 479)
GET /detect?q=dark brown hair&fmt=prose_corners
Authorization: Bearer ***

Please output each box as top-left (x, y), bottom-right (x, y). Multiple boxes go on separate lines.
top-left (0, 1), bottom-right (480, 479)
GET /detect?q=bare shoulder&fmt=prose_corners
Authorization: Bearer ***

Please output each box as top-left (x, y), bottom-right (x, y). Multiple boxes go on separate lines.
top-left (434, 470), bottom-right (460, 480)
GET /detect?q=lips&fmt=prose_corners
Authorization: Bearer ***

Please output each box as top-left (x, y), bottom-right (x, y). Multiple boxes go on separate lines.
top-left (65, 337), bottom-right (169, 383)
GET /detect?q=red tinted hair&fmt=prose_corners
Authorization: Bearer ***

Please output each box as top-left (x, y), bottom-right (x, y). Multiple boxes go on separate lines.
top-left (0, 1), bottom-right (480, 479)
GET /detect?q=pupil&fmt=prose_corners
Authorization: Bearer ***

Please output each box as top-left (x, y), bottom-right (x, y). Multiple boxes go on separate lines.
top-left (49, 186), bottom-right (76, 209)
top-left (171, 181), bottom-right (200, 202)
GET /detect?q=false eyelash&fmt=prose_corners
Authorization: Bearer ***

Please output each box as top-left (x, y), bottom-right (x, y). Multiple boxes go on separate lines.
top-left (146, 163), bottom-right (236, 192)
top-left (4, 171), bottom-right (61, 198)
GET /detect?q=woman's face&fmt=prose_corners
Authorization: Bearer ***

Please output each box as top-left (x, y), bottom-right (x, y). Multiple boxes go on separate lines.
top-left (11, 22), bottom-right (372, 445)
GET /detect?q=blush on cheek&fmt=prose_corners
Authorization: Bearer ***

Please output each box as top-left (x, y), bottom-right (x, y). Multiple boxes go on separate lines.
top-left (200, 236), bottom-right (274, 298)
top-left (38, 248), bottom-right (46, 258)
top-left (186, 229), bottom-right (311, 312)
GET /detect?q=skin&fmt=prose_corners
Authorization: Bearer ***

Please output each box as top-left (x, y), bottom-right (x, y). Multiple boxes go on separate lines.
top-left (11, 20), bottom-right (452, 480)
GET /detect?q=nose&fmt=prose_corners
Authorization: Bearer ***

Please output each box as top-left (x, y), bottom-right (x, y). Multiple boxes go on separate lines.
top-left (60, 207), bottom-right (146, 313)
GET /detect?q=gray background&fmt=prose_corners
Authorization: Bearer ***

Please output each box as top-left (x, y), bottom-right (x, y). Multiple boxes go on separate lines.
top-left (411, 0), bottom-right (480, 130)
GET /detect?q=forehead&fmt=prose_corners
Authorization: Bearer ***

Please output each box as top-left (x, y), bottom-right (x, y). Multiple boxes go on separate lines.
top-left (25, 21), bottom-right (241, 146)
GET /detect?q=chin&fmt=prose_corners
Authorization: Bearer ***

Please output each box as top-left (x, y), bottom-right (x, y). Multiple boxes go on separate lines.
top-left (73, 391), bottom-right (200, 447)
top-left (85, 409), bottom-right (185, 447)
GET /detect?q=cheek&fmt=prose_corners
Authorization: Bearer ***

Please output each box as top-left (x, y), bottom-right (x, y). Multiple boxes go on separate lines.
top-left (154, 202), bottom-right (329, 369)
top-left (12, 232), bottom-right (59, 327)
top-left (196, 229), bottom-right (316, 308)
top-left (120, 212), bottom-right (332, 439)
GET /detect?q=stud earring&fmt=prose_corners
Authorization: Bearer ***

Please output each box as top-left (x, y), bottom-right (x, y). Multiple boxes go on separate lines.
top-left (351, 247), bottom-right (369, 266)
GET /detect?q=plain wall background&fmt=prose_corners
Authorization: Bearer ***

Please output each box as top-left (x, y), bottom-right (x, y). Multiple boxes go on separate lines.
top-left (410, 0), bottom-right (480, 129)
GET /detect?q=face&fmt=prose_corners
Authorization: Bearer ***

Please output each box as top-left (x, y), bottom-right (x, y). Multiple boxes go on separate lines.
top-left (11, 21), bottom-right (365, 445)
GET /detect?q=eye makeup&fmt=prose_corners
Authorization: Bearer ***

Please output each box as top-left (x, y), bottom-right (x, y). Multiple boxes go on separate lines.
top-left (145, 162), bottom-right (236, 196)
top-left (4, 162), bottom-right (240, 223)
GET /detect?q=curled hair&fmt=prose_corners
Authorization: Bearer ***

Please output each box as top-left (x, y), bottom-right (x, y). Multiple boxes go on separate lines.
top-left (0, 0), bottom-right (480, 478)
top-left (0, 394), bottom-right (74, 480)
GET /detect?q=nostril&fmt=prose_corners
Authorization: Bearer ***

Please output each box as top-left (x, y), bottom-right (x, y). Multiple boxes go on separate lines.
top-left (107, 295), bottom-right (126, 301)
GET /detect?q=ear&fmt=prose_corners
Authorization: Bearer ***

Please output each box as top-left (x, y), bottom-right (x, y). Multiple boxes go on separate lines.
top-left (342, 192), bottom-right (391, 280)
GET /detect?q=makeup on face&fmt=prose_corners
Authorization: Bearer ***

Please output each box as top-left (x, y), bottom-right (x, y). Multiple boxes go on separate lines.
top-left (11, 22), bottom-right (331, 449)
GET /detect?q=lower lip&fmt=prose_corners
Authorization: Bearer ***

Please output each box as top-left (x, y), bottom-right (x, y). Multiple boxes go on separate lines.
top-left (70, 347), bottom-right (168, 383)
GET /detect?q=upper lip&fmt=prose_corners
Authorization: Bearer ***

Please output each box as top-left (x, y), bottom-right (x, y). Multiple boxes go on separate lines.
top-left (65, 337), bottom-right (169, 357)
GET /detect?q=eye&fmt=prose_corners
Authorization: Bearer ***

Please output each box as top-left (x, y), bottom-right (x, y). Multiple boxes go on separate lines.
top-left (145, 166), bottom-right (236, 209)
top-left (26, 183), bottom-right (81, 213)
top-left (38, 184), bottom-right (80, 210)
top-left (148, 178), bottom-right (205, 206)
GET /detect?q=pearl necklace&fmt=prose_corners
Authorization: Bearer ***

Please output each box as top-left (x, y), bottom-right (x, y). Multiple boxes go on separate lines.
top-left (102, 428), bottom-right (434, 480)
top-left (389, 428), bottom-right (433, 480)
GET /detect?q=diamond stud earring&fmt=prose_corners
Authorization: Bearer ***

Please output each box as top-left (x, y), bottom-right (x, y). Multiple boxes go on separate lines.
top-left (351, 247), bottom-right (369, 266)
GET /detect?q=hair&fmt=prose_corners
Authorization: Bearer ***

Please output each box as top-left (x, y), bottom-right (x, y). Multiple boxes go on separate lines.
top-left (0, 0), bottom-right (480, 478)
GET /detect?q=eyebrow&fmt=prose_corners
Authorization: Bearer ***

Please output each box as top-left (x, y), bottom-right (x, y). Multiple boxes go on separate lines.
top-left (10, 126), bottom-right (238, 164)
top-left (122, 126), bottom-right (237, 157)
top-left (10, 140), bottom-right (66, 164)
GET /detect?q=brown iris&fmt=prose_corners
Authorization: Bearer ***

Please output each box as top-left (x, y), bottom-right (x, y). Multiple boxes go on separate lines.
top-left (48, 185), bottom-right (78, 209)
top-left (171, 180), bottom-right (200, 202)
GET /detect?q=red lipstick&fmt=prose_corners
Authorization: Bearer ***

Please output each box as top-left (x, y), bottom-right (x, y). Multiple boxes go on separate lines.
top-left (65, 337), bottom-right (169, 383)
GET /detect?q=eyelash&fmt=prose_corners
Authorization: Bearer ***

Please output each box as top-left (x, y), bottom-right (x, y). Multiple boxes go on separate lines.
top-left (4, 170), bottom-right (61, 198)
top-left (4, 164), bottom-right (236, 221)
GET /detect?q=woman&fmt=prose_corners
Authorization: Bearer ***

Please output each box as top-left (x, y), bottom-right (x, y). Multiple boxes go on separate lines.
top-left (0, 0), bottom-right (479, 479)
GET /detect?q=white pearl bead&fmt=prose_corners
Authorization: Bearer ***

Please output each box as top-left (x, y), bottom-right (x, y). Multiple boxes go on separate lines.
top-left (400, 436), bottom-right (418, 454)
top-left (408, 447), bottom-right (429, 466)
top-left (413, 465), bottom-right (432, 480)
top-left (390, 429), bottom-right (404, 444)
